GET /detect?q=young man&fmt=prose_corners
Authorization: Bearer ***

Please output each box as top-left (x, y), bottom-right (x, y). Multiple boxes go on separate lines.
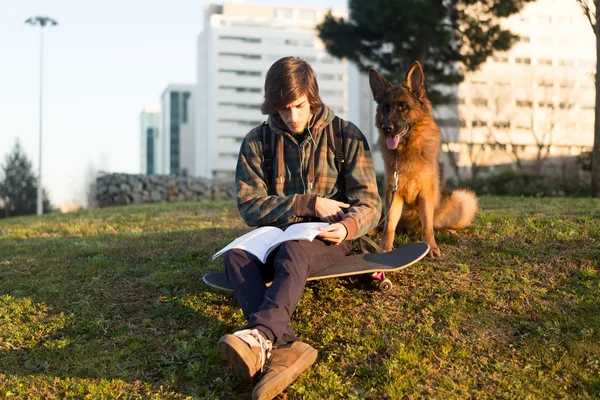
top-left (218, 57), bottom-right (381, 400)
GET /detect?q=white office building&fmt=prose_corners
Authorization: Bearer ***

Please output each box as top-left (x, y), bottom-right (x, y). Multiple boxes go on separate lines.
top-left (440, 0), bottom-right (595, 178)
top-left (196, 3), bottom-right (350, 179)
top-left (350, 0), bottom-right (595, 178)
top-left (157, 84), bottom-right (197, 176)
top-left (140, 105), bottom-right (160, 175)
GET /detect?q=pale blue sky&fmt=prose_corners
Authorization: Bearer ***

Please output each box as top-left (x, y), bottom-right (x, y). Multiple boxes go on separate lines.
top-left (0, 0), bottom-right (347, 206)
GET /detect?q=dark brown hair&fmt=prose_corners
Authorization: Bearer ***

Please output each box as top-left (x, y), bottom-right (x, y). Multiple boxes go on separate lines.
top-left (261, 57), bottom-right (323, 115)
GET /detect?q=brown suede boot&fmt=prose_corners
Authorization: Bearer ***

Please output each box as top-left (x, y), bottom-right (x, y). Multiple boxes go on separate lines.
top-left (252, 341), bottom-right (318, 400)
top-left (218, 329), bottom-right (272, 383)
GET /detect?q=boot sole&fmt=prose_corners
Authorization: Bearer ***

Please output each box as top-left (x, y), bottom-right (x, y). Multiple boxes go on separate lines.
top-left (217, 335), bottom-right (259, 383)
top-left (253, 346), bottom-right (318, 400)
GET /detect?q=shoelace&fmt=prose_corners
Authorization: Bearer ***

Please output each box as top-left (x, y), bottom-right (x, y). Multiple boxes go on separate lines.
top-left (233, 329), bottom-right (273, 372)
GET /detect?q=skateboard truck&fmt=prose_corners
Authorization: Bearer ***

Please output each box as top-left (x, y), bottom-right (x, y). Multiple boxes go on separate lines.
top-left (370, 271), bottom-right (393, 292)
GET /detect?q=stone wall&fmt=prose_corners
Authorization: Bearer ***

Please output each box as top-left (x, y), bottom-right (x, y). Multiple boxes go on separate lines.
top-left (96, 173), bottom-right (235, 207)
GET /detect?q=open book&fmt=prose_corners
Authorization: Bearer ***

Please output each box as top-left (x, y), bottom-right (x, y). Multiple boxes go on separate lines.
top-left (212, 222), bottom-right (329, 264)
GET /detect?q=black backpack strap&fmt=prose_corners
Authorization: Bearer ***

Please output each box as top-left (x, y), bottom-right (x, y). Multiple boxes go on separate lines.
top-left (262, 122), bottom-right (275, 193)
top-left (328, 117), bottom-right (346, 198)
top-left (328, 117), bottom-right (345, 172)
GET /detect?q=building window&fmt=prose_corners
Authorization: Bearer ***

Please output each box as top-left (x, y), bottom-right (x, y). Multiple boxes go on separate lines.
top-left (219, 85), bottom-right (262, 93)
top-left (493, 56), bottom-right (509, 63)
top-left (219, 102), bottom-right (261, 110)
top-left (559, 60), bottom-right (575, 67)
top-left (219, 118), bottom-right (263, 126)
top-left (472, 98), bottom-right (488, 106)
top-left (219, 69), bottom-right (261, 77)
top-left (219, 52), bottom-right (262, 60)
top-left (219, 35), bottom-right (261, 43)
top-left (146, 127), bottom-right (154, 175)
top-left (538, 101), bottom-right (554, 109)
top-left (219, 136), bottom-right (244, 145)
top-left (560, 82), bottom-right (575, 89)
top-left (471, 120), bottom-right (488, 127)
top-left (170, 92), bottom-right (180, 126)
top-left (519, 36), bottom-right (531, 43)
top-left (493, 121), bottom-right (510, 129)
top-left (218, 153), bottom-right (240, 161)
top-left (516, 100), bottom-right (533, 107)
top-left (515, 57), bottom-right (531, 65)
top-left (285, 39), bottom-right (299, 46)
top-left (538, 80), bottom-right (553, 87)
top-left (320, 89), bottom-right (344, 97)
top-left (559, 103), bottom-right (574, 110)
top-left (183, 92), bottom-right (191, 123)
top-left (320, 73), bottom-right (344, 81)
top-left (275, 8), bottom-right (293, 19)
top-left (538, 59), bottom-right (553, 66)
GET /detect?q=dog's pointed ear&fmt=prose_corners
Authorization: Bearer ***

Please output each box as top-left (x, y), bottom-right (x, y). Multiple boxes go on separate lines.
top-left (404, 61), bottom-right (425, 99)
top-left (369, 68), bottom-right (390, 103)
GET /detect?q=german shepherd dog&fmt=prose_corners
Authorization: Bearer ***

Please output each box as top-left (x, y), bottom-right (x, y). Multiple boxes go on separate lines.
top-left (369, 61), bottom-right (478, 258)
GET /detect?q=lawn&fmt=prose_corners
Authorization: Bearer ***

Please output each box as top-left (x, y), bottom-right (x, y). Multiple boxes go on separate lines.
top-left (0, 197), bottom-right (599, 399)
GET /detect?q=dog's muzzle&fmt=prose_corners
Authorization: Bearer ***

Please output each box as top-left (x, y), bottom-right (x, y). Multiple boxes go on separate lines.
top-left (385, 125), bottom-right (410, 150)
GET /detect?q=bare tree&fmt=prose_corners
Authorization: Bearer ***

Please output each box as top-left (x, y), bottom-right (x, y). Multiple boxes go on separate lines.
top-left (438, 71), bottom-right (581, 178)
top-left (576, 0), bottom-right (600, 196)
top-left (512, 77), bottom-right (578, 174)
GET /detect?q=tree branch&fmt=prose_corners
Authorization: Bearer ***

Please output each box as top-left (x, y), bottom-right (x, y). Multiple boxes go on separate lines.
top-left (576, 0), bottom-right (597, 33)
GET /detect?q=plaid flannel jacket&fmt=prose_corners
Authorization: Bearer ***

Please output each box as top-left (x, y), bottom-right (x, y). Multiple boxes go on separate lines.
top-left (235, 105), bottom-right (381, 240)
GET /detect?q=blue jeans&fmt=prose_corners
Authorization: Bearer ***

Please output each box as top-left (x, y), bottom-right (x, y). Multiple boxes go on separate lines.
top-left (224, 239), bottom-right (352, 344)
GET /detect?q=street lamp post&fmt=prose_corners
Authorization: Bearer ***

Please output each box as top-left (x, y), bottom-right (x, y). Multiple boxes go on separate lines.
top-left (25, 16), bottom-right (58, 216)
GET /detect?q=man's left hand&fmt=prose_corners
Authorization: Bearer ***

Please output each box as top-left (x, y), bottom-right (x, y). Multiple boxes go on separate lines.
top-left (317, 223), bottom-right (348, 245)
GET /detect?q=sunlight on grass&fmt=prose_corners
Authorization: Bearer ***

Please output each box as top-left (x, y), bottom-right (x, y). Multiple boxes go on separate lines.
top-left (0, 295), bottom-right (74, 351)
top-left (0, 198), bottom-right (598, 398)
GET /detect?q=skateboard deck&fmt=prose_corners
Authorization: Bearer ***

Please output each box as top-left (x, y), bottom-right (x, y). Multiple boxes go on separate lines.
top-left (203, 241), bottom-right (429, 293)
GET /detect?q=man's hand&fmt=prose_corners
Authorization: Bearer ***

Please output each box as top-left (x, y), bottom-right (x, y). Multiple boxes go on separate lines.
top-left (317, 223), bottom-right (348, 245)
top-left (315, 198), bottom-right (350, 223)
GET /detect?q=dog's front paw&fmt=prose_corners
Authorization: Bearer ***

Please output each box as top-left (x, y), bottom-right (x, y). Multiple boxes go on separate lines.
top-left (428, 244), bottom-right (441, 258)
top-left (380, 244), bottom-right (393, 253)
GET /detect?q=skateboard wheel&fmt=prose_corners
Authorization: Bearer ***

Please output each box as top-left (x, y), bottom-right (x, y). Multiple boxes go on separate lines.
top-left (379, 278), bottom-right (393, 292)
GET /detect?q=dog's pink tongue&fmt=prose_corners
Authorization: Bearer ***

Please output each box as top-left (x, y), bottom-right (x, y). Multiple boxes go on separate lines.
top-left (386, 135), bottom-right (401, 150)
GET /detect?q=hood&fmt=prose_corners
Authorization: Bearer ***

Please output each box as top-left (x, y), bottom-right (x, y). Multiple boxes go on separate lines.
top-left (267, 104), bottom-right (336, 136)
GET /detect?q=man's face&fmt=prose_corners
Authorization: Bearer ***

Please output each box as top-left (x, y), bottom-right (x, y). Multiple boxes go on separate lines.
top-left (278, 95), bottom-right (311, 134)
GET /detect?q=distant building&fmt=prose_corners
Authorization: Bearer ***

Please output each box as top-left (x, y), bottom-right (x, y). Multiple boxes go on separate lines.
top-left (436, 0), bottom-right (595, 179)
top-left (350, 0), bottom-right (595, 179)
top-left (196, 3), bottom-right (351, 179)
top-left (157, 84), bottom-right (196, 176)
top-left (140, 105), bottom-right (160, 175)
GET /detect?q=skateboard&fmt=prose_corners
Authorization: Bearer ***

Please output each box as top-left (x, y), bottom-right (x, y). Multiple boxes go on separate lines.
top-left (203, 241), bottom-right (429, 293)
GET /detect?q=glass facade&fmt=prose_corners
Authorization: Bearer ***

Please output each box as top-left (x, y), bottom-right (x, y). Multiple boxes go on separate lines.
top-left (168, 90), bottom-right (192, 176)
top-left (146, 127), bottom-right (155, 175)
top-left (170, 92), bottom-right (180, 175)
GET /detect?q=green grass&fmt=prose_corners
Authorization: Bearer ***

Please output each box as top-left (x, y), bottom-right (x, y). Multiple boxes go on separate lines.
top-left (0, 198), bottom-right (599, 399)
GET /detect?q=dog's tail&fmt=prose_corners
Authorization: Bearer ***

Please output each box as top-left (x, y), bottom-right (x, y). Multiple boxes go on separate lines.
top-left (434, 188), bottom-right (478, 230)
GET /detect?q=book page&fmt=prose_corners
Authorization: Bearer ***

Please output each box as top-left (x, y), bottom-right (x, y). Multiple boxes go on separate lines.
top-left (212, 226), bottom-right (282, 260)
top-left (263, 222), bottom-right (329, 262)
top-left (280, 222), bottom-right (329, 242)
